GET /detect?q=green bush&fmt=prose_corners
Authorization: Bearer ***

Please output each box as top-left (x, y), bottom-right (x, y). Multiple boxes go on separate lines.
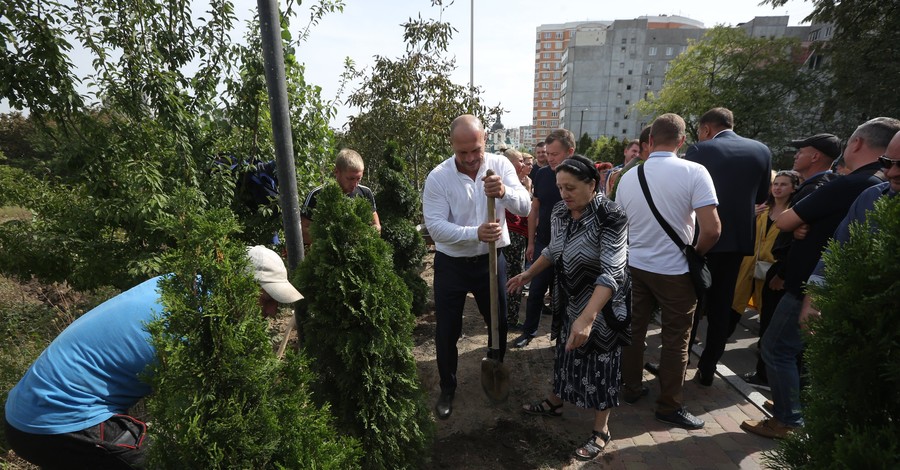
top-left (296, 183), bottom-right (433, 470)
top-left (765, 196), bottom-right (900, 469)
top-left (146, 208), bottom-right (358, 469)
top-left (375, 142), bottom-right (428, 315)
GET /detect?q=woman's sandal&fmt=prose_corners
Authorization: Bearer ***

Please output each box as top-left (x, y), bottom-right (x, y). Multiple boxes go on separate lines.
top-left (522, 398), bottom-right (563, 417)
top-left (574, 429), bottom-right (611, 461)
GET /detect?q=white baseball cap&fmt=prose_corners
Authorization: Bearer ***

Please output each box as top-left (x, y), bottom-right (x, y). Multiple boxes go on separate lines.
top-left (246, 245), bottom-right (304, 303)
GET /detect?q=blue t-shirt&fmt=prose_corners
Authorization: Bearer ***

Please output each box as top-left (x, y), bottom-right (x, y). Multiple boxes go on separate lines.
top-left (5, 276), bottom-right (163, 434)
top-left (532, 166), bottom-right (562, 246)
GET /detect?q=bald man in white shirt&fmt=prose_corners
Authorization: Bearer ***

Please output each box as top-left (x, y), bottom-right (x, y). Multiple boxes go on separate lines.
top-left (423, 114), bottom-right (531, 419)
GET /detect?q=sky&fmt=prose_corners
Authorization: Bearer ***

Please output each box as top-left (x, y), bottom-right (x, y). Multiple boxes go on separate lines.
top-left (4, 0), bottom-right (816, 129)
top-left (267, 0), bottom-right (815, 130)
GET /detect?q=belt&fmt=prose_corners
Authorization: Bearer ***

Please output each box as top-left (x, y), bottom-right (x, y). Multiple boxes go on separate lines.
top-left (460, 249), bottom-right (501, 263)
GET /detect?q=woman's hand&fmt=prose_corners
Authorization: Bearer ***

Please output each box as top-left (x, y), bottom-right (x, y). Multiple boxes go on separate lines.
top-left (565, 312), bottom-right (594, 352)
top-left (506, 271), bottom-right (532, 294)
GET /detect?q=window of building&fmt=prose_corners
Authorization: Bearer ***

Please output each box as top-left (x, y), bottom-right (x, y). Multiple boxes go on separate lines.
top-left (621, 38), bottom-right (627, 44)
top-left (555, 63), bottom-right (561, 70)
top-left (614, 122), bottom-right (619, 128)
top-left (542, 72), bottom-right (550, 79)
top-left (625, 100), bottom-right (630, 105)
top-left (543, 52), bottom-right (550, 58)
top-left (540, 111), bottom-right (548, 117)
top-left (542, 92), bottom-right (550, 98)
top-left (619, 62), bottom-right (625, 68)
top-left (551, 111), bottom-right (559, 117)
top-left (647, 78), bottom-right (653, 86)
top-left (552, 100), bottom-right (559, 107)
top-left (542, 82), bottom-right (549, 89)
top-left (544, 32), bottom-right (551, 39)
top-left (552, 92), bottom-right (559, 98)
top-left (553, 72), bottom-right (561, 79)
top-left (556, 32), bottom-right (563, 39)
top-left (626, 85), bottom-right (632, 90)
top-left (542, 63), bottom-right (550, 69)
top-left (553, 83), bottom-right (560, 89)
top-left (665, 47), bottom-right (673, 56)
top-left (622, 129), bottom-right (627, 134)
top-left (621, 46), bottom-right (626, 52)
top-left (646, 63), bottom-right (653, 74)
top-left (615, 107), bottom-right (621, 113)
top-left (628, 69), bottom-right (632, 75)
top-left (554, 52), bottom-right (561, 59)
top-left (630, 37), bottom-right (636, 44)
top-left (617, 77), bottom-right (623, 83)
top-left (649, 46), bottom-right (657, 56)
top-left (540, 120), bottom-right (547, 126)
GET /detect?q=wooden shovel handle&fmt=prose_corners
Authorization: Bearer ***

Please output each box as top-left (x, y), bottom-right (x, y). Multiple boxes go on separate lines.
top-left (486, 169), bottom-right (499, 351)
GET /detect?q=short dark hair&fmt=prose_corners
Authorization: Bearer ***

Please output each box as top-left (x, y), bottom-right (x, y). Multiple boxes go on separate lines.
top-left (535, 141), bottom-right (546, 148)
top-left (699, 107), bottom-right (734, 130)
top-left (556, 154), bottom-right (601, 192)
top-left (545, 129), bottom-right (576, 150)
top-left (638, 125), bottom-right (652, 147)
top-left (650, 113), bottom-right (686, 146)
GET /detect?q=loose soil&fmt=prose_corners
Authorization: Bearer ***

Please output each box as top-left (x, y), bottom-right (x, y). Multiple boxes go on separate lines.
top-left (412, 253), bottom-right (606, 470)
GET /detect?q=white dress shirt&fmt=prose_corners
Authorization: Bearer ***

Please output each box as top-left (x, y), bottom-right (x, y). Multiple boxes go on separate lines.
top-left (423, 153), bottom-right (531, 257)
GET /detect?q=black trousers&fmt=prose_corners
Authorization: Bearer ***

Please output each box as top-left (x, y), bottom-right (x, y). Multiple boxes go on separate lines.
top-left (5, 415), bottom-right (148, 470)
top-left (696, 252), bottom-right (745, 378)
top-left (433, 250), bottom-right (508, 394)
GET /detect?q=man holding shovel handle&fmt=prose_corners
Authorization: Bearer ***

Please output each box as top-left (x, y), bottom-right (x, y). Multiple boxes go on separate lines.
top-left (422, 114), bottom-right (531, 419)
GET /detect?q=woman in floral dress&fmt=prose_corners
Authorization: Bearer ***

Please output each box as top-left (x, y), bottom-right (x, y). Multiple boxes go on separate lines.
top-left (507, 154), bottom-right (630, 461)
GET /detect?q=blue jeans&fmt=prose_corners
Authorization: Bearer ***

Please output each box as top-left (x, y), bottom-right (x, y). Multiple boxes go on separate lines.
top-left (761, 291), bottom-right (804, 427)
top-left (522, 239), bottom-right (552, 337)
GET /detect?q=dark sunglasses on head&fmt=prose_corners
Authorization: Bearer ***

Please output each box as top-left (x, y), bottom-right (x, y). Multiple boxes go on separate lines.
top-left (878, 155), bottom-right (900, 169)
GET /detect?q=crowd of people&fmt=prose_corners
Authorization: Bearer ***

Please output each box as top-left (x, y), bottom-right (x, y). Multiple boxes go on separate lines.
top-left (5, 108), bottom-right (898, 467)
top-left (423, 109), bottom-right (899, 460)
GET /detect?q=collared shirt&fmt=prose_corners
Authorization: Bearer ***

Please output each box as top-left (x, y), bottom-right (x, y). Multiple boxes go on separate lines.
top-left (423, 153), bottom-right (531, 258)
top-left (808, 182), bottom-right (895, 287)
top-left (617, 151), bottom-right (718, 275)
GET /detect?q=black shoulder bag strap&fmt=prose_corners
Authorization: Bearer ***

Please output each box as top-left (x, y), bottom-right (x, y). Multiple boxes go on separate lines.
top-left (637, 164), bottom-right (687, 251)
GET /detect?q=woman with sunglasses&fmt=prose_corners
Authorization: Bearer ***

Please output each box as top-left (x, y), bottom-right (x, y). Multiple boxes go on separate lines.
top-left (732, 170), bottom-right (802, 387)
top-left (507, 154), bottom-right (630, 461)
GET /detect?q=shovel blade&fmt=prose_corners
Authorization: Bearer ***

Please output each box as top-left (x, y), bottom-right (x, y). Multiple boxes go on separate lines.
top-left (480, 357), bottom-right (510, 404)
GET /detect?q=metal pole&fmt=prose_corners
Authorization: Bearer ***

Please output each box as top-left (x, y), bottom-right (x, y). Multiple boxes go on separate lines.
top-left (579, 109), bottom-right (585, 139)
top-left (469, 0), bottom-right (474, 99)
top-left (257, 0), bottom-right (304, 268)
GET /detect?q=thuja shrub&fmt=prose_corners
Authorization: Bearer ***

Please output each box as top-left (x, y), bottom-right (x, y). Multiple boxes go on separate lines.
top-left (146, 208), bottom-right (358, 469)
top-left (296, 183), bottom-right (433, 469)
top-left (766, 196), bottom-right (900, 469)
top-left (375, 141), bottom-right (428, 315)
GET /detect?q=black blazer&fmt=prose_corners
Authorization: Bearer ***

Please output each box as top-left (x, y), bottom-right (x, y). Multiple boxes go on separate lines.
top-left (684, 130), bottom-right (772, 255)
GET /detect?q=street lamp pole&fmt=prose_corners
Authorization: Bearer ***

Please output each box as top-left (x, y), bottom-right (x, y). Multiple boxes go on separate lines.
top-left (579, 108), bottom-right (588, 139)
top-left (469, 0), bottom-right (474, 99)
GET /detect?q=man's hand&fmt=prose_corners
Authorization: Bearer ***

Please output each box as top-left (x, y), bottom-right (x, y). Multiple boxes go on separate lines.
top-left (799, 295), bottom-right (821, 332)
top-left (793, 223), bottom-right (809, 240)
top-left (506, 271), bottom-right (532, 294)
top-left (525, 243), bottom-right (535, 262)
top-left (755, 203), bottom-right (767, 216)
top-left (478, 220), bottom-right (502, 243)
top-left (769, 274), bottom-right (785, 291)
top-left (483, 173), bottom-right (506, 199)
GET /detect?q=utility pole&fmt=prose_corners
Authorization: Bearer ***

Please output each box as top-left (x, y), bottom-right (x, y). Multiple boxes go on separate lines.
top-left (257, 0), bottom-right (304, 269)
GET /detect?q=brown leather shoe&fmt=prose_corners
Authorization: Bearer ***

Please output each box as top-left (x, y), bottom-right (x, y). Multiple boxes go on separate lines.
top-left (763, 399), bottom-right (774, 413)
top-left (741, 417), bottom-right (797, 439)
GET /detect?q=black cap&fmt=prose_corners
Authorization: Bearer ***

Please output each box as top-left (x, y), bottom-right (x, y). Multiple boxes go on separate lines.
top-left (789, 133), bottom-right (841, 160)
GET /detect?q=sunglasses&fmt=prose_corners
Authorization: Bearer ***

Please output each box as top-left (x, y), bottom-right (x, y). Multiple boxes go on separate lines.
top-left (878, 155), bottom-right (900, 169)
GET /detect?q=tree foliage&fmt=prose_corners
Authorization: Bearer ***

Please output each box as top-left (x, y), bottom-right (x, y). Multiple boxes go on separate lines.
top-left (295, 183), bottom-right (433, 469)
top-left (764, 0), bottom-right (900, 134)
top-left (0, 0), bottom-right (343, 289)
top-left (147, 207), bottom-right (359, 468)
top-left (766, 195), bottom-right (900, 469)
top-left (341, 1), bottom-right (498, 191)
top-left (576, 132), bottom-right (593, 156)
top-left (636, 26), bottom-right (826, 148)
top-left (586, 135), bottom-right (629, 165)
top-left (376, 141), bottom-right (428, 315)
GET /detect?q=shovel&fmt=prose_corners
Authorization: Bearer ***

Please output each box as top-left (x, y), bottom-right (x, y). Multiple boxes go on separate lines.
top-left (480, 169), bottom-right (511, 404)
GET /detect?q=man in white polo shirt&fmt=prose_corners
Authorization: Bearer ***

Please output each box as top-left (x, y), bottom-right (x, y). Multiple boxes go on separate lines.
top-left (616, 113), bottom-right (721, 430)
top-left (422, 114), bottom-right (531, 419)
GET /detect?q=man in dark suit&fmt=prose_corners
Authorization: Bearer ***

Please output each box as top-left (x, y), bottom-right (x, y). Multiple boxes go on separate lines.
top-left (685, 107), bottom-right (772, 386)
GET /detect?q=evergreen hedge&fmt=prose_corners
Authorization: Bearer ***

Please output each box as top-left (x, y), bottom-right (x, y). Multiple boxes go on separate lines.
top-left (296, 183), bottom-right (433, 469)
top-left (375, 141), bottom-right (428, 316)
top-left (146, 207), bottom-right (358, 468)
top-left (766, 196), bottom-right (900, 469)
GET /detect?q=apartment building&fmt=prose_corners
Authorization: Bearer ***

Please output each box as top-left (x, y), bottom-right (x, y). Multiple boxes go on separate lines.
top-left (557, 16), bottom-right (705, 140)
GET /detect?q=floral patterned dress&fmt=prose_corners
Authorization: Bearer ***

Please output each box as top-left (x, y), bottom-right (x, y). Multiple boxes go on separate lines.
top-left (541, 193), bottom-right (630, 410)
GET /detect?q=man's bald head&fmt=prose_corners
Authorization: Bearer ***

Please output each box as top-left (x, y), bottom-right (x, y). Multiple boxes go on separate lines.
top-left (450, 114), bottom-right (484, 138)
